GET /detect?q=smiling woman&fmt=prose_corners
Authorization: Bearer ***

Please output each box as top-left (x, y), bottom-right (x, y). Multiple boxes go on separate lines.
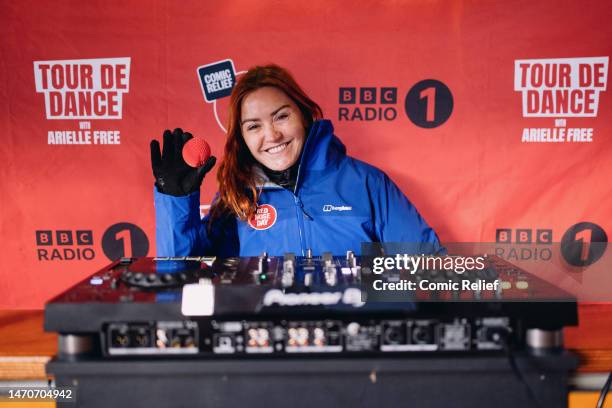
top-left (240, 87), bottom-right (306, 171)
top-left (151, 64), bottom-right (443, 257)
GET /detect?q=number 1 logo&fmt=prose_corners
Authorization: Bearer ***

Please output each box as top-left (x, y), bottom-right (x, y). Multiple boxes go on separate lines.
top-left (561, 222), bottom-right (607, 267)
top-left (102, 223), bottom-right (150, 261)
top-left (405, 79), bottom-right (453, 128)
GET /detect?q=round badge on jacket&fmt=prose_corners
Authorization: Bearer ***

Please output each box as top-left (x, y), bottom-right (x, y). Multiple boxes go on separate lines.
top-left (248, 204), bottom-right (277, 230)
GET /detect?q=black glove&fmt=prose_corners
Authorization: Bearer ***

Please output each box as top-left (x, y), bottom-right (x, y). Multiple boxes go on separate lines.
top-left (150, 128), bottom-right (216, 196)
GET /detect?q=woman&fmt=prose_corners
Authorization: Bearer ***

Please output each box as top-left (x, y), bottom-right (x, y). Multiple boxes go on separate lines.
top-left (151, 64), bottom-right (442, 257)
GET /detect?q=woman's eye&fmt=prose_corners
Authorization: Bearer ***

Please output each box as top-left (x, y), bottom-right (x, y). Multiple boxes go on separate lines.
top-left (246, 124), bottom-right (259, 131)
top-left (275, 112), bottom-right (289, 121)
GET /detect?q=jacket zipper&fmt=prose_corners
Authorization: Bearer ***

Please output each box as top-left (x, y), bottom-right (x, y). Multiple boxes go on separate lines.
top-left (261, 184), bottom-right (310, 256)
top-left (293, 195), bottom-right (307, 256)
top-left (293, 152), bottom-right (310, 256)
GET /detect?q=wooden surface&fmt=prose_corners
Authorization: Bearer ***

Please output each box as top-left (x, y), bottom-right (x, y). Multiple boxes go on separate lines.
top-left (0, 310), bottom-right (56, 380)
top-left (565, 303), bottom-right (612, 372)
top-left (569, 392), bottom-right (612, 408)
top-left (0, 303), bottom-right (610, 379)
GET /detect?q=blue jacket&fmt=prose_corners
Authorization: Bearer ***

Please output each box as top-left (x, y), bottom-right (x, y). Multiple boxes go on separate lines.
top-left (155, 120), bottom-right (442, 257)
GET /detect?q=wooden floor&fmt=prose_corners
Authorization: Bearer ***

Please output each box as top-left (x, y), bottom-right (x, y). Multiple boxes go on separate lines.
top-left (564, 303), bottom-right (612, 372)
top-left (0, 310), bottom-right (56, 380)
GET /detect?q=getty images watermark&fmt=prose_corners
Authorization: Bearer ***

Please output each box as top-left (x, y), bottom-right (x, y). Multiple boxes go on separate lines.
top-left (359, 242), bottom-right (610, 302)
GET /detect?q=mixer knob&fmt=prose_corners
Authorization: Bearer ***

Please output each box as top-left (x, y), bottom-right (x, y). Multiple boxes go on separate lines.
top-left (283, 253), bottom-right (295, 270)
top-left (283, 260), bottom-right (294, 273)
top-left (282, 273), bottom-right (294, 288)
top-left (325, 265), bottom-right (337, 286)
top-left (161, 273), bottom-right (173, 283)
top-left (258, 256), bottom-right (268, 274)
top-left (282, 257), bottom-right (295, 288)
top-left (146, 274), bottom-right (157, 283)
top-left (346, 251), bottom-right (357, 268)
top-left (346, 322), bottom-right (360, 336)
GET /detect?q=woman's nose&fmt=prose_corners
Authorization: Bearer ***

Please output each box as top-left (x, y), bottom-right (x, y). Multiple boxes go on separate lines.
top-left (264, 124), bottom-right (283, 142)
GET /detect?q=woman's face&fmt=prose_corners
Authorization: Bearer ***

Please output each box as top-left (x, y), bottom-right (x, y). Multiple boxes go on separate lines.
top-left (240, 86), bottom-right (307, 171)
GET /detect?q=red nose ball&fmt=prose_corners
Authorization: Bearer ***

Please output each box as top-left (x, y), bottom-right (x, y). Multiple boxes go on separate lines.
top-left (182, 137), bottom-right (211, 168)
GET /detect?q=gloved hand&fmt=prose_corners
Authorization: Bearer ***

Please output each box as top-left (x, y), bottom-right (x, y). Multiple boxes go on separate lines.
top-left (150, 128), bottom-right (216, 196)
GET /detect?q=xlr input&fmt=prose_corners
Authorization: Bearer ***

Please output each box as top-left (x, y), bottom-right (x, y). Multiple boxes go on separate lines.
top-left (382, 322), bottom-right (407, 345)
top-left (411, 324), bottom-right (434, 345)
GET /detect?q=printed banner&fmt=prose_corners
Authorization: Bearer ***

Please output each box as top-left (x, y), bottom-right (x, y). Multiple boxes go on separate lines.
top-left (0, 0), bottom-right (610, 308)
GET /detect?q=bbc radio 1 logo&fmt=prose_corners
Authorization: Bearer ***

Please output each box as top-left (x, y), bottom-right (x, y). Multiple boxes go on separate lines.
top-left (35, 223), bottom-right (149, 262)
top-left (495, 222), bottom-right (608, 266)
top-left (36, 230), bottom-right (95, 261)
top-left (495, 228), bottom-right (553, 261)
top-left (101, 223), bottom-right (149, 261)
top-left (560, 222), bottom-right (607, 267)
top-left (338, 79), bottom-right (453, 128)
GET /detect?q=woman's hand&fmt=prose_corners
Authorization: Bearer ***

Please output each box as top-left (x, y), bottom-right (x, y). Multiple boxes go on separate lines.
top-left (150, 128), bottom-right (216, 196)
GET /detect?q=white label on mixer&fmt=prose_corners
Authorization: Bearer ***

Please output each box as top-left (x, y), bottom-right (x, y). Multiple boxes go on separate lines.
top-left (181, 280), bottom-right (215, 316)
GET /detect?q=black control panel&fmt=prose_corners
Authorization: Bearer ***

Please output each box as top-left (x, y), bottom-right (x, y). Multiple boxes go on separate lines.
top-left (45, 253), bottom-right (577, 358)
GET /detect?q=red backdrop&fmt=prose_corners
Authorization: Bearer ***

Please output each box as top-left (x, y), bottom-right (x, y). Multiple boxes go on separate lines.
top-left (0, 0), bottom-right (610, 308)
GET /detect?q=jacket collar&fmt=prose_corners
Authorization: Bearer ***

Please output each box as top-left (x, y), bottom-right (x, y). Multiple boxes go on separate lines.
top-left (300, 119), bottom-right (346, 172)
top-left (255, 119), bottom-right (346, 191)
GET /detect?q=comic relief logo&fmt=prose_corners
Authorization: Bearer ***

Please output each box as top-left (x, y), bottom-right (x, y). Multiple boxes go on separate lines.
top-left (338, 80), bottom-right (453, 129)
top-left (33, 57), bottom-right (131, 145)
top-left (197, 59), bottom-right (244, 133)
top-left (197, 59), bottom-right (236, 102)
top-left (248, 205), bottom-right (277, 230)
top-left (514, 57), bottom-right (608, 143)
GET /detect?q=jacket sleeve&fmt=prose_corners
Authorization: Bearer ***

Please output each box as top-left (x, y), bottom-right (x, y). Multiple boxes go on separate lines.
top-left (154, 187), bottom-right (209, 256)
top-left (372, 174), bottom-right (445, 255)
top-left (154, 187), bottom-right (240, 257)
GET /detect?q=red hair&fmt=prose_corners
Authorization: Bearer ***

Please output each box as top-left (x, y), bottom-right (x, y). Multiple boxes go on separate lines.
top-left (210, 64), bottom-right (323, 222)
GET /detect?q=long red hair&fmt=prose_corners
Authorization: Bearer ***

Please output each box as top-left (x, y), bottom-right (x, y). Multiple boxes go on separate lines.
top-left (210, 64), bottom-right (323, 222)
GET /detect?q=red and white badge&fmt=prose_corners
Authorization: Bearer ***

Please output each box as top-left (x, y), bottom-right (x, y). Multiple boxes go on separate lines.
top-left (248, 204), bottom-right (277, 230)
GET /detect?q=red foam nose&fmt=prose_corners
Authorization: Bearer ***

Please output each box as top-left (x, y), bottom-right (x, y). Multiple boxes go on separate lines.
top-left (182, 137), bottom-right (211, 168)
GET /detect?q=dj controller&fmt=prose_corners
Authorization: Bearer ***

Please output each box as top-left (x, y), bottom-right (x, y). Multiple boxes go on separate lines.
top-left (45, 252), bottom-right (577, 359)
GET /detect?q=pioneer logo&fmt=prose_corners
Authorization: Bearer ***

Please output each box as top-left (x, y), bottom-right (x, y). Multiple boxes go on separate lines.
top-left (322, 204), bottom-right (353, 212)
top-left (263, 288), bottom-right (364, 307)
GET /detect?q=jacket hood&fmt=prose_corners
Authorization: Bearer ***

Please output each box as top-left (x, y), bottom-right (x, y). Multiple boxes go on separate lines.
top-left (255, 119), bottom-right (346, 189)
top-left (300, 119), bottom-right (346, 172)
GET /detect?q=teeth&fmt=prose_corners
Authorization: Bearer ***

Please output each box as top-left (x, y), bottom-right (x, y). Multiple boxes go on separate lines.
top-left (266, 142), bottom-right (289, 154)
